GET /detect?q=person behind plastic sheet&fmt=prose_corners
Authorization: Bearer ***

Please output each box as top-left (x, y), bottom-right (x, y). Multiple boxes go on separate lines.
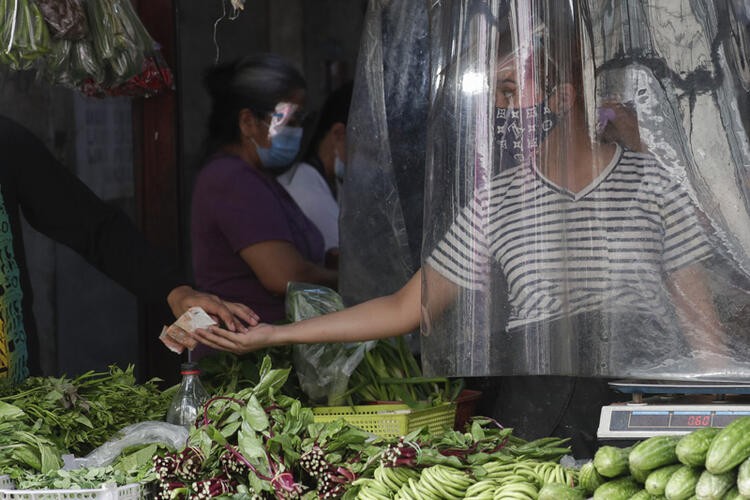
top-left (188, 33), bottom-right (725, 451)
top-left (277, 81), bottom-right (354, 269)
top-left (0, 115), bottom-right (259, 386)
top-left (190, 54), bottom-right (337, 342)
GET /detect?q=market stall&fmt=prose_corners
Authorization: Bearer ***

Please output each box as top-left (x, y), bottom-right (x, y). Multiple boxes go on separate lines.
top-left (2, 0), bottom-right (750, 498)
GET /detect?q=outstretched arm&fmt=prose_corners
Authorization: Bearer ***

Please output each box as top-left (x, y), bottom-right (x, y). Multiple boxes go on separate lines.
top-left (191, 265), bottom-right (460, 354)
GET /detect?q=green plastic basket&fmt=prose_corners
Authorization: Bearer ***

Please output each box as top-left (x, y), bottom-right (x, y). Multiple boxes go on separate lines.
top-left (312, 402), bottom-right (456, 438)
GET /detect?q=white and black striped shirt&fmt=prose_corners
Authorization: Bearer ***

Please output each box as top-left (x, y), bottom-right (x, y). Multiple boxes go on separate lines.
top-left (427, 146), bottom-right (713, 328)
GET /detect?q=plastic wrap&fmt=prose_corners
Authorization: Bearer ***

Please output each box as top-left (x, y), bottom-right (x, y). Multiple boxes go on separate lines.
top-left (0, 0), bottom-right (51, 70)
top-left (285, 282), bottom-right (374, 405)
top-left (63, 421), bottom-right (188, 469)
top-left (34, 0), bottom-right (88, 40)
top-left (338, 0), bottom-right (431, 306)
top-left (344, 0), bottom-right (750, 380)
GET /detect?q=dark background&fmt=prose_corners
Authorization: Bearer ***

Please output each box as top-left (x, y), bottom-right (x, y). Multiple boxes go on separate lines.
top-left (0, 0), bottom-right (367, 385)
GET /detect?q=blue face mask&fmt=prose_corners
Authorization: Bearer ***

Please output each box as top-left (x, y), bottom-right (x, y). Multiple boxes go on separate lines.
top-left (334, 151), bottom-right (345, 183)
top-left (255, 126), bottom-right (303, 169)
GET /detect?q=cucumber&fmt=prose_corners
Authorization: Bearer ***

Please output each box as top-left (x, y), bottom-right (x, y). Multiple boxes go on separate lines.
top-left (694, 469), bottom-right (735, 500)
top-left (537, 482), bottom-right (584, 500)
top-left (676, 428), bottom-right (721, 467)
top-left (578, 461), bottom-right (606, 494)
top-left (630, 436), bottom-right (680, 472)
top-left (632, 462), bottom-right (652, 483)
top-left (664, 465), bottom-right (701, 500)
top-left (630, 490), bottom-right (663, 499)
top-left (705, 417), bottom-right (750, 474)
top-left (593, 476), bottom-right (641, 500)
top-left (645, 464), bottom-right (683, 495)
top-left (738, 456), bottom-right (750, 497)
top-left (594, 445), bottom-right (632, 478)
top-left (723, 486), bottom-right (749, 500)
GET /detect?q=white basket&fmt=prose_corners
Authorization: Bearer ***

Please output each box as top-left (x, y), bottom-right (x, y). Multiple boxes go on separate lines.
top-left (0, 483), bottom-right (143, 500)
top-left (0, 477), bottom-right (12, 491)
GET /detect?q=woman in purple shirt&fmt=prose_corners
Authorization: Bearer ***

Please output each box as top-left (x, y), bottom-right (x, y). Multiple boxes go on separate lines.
top-left (191, 54), bottom-right (337, 327)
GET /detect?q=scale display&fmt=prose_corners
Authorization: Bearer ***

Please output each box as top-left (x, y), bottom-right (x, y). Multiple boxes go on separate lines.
top-left (599, 405), bottom-right (750, 439)
top-left (598, 381), bottom-right (750, 440)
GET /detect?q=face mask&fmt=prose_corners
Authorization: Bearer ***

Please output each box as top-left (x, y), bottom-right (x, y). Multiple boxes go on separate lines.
top-left (334, 151), bottom-right (345, 182)
top-left (495, 101), bottom-right (557, 168)
top-left (254, 125), bottom-right (303, 169)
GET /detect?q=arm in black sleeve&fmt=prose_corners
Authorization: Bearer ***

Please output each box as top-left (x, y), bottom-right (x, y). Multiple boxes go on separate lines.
top-left (2, 116), bottom-right (189, 303)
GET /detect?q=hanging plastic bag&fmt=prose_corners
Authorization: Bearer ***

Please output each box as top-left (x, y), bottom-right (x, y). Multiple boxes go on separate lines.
top-left (34, 0), bottom-right (88, 40)
top-left (34, 0), bottom-right (173, 97)
top-left (85, 0), bottom-right (147, 85)
top-left (0, 0), bottom-right (51, 70)
top-left (285, 282), bottom-right (374, 405)
top-left (80, 0), bottom-right (172, 97)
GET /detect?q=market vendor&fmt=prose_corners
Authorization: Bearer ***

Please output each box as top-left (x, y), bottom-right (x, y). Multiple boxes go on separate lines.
top-left (187, 14), bottom-right (726, 455)
top-left (0, 114), bottom-right (259, 385)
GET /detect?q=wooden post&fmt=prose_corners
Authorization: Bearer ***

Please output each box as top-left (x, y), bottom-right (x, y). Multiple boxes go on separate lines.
top-left (132, 0), bottom-right (182, 385)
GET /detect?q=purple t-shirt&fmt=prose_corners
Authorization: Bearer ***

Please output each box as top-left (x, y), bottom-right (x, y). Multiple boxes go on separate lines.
top-left (191, 154), bottom-right (325, 323)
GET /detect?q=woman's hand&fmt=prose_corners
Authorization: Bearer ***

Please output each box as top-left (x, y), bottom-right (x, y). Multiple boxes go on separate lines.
top-left (597, 100), bottom-right (644, 152)
top-left (192, 323), bottom-right (277, 354)
top-left (166, 285), bottom-right (259, 332)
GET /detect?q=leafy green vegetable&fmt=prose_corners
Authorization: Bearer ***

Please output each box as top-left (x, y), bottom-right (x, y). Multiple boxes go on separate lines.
top-left (0, 364), bottom-right (169, 475)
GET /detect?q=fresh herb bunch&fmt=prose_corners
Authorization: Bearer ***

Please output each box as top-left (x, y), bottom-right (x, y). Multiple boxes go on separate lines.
top-left (0, 402), bottom-right (63, 474)
top-left (0, 365), bottom-right (170, 457)
top-left (198, 350), bottom-right (304, 401)
top-left (298, 420), bottom-right (381, 498)
top-left (346, 337), bottom-right (464, 407)
top-left (155, 356), bottom-right (311, 499)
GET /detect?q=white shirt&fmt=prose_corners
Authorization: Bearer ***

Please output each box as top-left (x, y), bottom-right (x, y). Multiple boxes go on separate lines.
top-left (278, 162), bottom-right (339, 250)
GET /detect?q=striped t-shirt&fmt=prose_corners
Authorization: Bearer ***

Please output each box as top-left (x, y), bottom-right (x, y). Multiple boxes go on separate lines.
top-left (427, 146), bottom-right (713, 329)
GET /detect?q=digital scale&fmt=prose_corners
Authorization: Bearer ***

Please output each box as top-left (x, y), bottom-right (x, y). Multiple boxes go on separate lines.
top-left (597, 380), bottom-right (750, 442)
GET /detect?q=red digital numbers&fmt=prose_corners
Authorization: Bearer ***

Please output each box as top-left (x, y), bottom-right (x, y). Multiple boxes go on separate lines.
top-left (685, 415), bottom-right (711, 426)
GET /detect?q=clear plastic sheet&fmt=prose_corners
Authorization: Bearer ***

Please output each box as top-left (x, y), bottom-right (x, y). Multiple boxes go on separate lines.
top-left (285, 282), bottom-right (374, 405)
top-left (344, 0), bottom-right (750, 380)
top-left (338, 0), bottom-right (430, 306)
top-left (62, 421), bottom-right (188, 469)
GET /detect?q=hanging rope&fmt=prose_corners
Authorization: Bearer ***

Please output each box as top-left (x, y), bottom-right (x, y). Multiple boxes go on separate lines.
top-left (213, 0), bottom-right (245, 64)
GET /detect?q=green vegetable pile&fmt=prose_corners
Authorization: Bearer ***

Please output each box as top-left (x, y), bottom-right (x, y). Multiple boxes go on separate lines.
top-left (0, 364), bottom-right (169, 478)
top-left (584, 417), bottom-right (750, 499)
top-left (149, 356), bottom-right (576, 499)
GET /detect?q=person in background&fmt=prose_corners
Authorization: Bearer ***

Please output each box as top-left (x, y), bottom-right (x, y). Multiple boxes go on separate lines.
top-left (0, 115), bottom-right (258, 386)
top-left (278, 81), bottom-right (354, 267)
top-left (191, 54), bottom-right (337, 342)
top-left (189, 24), bottom-right (725, 456)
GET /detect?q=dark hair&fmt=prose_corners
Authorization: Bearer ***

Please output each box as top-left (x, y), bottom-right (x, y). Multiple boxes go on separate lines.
top-left (303, 81), bottom-right (354, 163)
top-left (203, 54), bottom-right (306, 152)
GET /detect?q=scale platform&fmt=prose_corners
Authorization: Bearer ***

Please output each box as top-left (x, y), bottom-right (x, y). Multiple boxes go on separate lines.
top-left (597, 380), bottom-right (750, 441)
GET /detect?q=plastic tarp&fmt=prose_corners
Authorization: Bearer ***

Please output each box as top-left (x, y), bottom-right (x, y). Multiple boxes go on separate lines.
top-left (341, 0), bottom-right (750, 381)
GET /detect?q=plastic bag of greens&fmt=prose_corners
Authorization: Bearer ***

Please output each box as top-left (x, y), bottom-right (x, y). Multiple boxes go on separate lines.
top-left (285, 282), bottom-right (374, 405)
top-left (0, 0), bottom-right (51, 71)
top-left (34, 0), bottom-right (88, 40)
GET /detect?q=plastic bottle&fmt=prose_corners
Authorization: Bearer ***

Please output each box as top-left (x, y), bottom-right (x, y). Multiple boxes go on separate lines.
top-left (166, 362), bottom-right (209, 429)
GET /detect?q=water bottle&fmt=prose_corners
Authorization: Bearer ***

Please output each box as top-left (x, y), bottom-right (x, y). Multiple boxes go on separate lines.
top-left (166, 362), bottom-right (209, 429)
